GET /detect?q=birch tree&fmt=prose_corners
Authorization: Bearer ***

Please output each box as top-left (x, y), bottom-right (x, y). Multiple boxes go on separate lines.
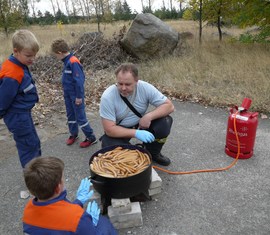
top-left (49, 0), bottom-right (57, 16)
top-left (63, 0), bottom-right (70, 17)
top-left (29, 0), bottom-right (40, 18)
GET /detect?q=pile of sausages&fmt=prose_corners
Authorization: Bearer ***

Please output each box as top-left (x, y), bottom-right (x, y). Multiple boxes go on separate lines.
top-left (90, 146), bottom-right (151, 178)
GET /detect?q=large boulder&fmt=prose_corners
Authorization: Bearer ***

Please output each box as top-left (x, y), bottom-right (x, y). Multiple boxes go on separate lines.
top-left (120, 13), bottom-right (179, 60)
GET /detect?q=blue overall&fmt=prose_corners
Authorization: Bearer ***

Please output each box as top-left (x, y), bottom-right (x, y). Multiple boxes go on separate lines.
top-left (62, 53), bottom-right (95, 140)
top-left (0, 55), bottom-right (41, 168)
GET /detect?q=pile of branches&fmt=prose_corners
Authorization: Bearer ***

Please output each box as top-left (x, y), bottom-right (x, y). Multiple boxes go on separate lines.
top-left (31, 26), bottom-right (135, 83)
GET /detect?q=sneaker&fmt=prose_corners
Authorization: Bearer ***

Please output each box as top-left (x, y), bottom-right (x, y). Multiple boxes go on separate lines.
top-left (66, 135), bottom-right (78, 145)
top-left (80, 137), bottom-right (97, 148)
top-left (152, 153), bottom-right (171, 166)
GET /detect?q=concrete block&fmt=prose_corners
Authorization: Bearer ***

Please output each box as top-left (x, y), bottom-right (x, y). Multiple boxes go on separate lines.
top-left (112, 216), bottom-right (143, 230)
top-left (148, 186), bottom-right (162, 196)
top-left (110, 198), bottom-right (132, 214)
top-left (111, 198), bottom-right (130, 208)
top-left (150, 168), bottom-right (162, 189)
top-left (108, 201), bottom-right (143, 229)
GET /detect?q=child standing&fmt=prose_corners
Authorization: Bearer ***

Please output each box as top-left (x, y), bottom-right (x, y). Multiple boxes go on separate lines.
top-left (0, 30), bottom-right (41, 170)
top-left (51, 39), bottom-right (97, 148)
top-left (23, 156), bottom-right (118, 234)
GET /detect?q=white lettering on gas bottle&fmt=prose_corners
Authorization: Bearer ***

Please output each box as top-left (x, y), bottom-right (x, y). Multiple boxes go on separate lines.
top-left (232, 114), bottom-right (248, 121)
top-left (229, 128), bottom-right (248, 137)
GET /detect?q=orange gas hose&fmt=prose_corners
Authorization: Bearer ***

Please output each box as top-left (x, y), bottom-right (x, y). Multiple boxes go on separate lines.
top-left (153, 111), bottom-right (240, 175)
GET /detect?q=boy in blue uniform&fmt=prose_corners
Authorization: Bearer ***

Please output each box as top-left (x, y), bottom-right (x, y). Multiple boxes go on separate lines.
top-left (51, 39), bottom-right (97, 148)
top-left (23, 156), bottom-right (118, 234)
top-left (0, 30), bottom-right (41, 174)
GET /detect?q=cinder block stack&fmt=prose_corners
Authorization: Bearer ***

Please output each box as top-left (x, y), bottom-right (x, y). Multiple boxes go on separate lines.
top-left (107, 198), bottom-right (143, 229)
top-left (92, 167), bottom-right (163, 229)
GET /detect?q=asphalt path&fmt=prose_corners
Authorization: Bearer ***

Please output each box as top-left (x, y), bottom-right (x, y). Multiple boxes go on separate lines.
top-left (0, 100), bottom-right (269, 235)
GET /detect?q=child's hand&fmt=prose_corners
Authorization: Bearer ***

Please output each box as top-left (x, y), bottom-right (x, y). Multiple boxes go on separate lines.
top-left (86, 201), bottom-right (100, 226)
top-left (75, 98), bottom-right (82, 105)
top-left (76, 177), bottom-right (93, 204)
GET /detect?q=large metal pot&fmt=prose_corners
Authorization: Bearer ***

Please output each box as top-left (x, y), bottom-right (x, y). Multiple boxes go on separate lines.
top-left (89, 144), bottom-right (152, 199)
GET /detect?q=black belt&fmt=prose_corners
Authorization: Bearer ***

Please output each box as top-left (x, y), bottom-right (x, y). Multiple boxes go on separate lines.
top-left (122, 124), bottom-right (139, 129)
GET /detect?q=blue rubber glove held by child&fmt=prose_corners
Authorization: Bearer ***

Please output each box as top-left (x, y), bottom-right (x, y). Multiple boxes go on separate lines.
top-left (86, 201), bottom-right (100, 226)
top-left (76, 177), bottom-right (93, 204)
top-left (135, 130), bottom-right (155, 143)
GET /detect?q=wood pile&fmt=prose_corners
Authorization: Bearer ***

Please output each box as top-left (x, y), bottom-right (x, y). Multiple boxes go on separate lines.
top-left (31, 26), bottom-right (135, 83)
top-left (30, 27), bottom-right (136, 128)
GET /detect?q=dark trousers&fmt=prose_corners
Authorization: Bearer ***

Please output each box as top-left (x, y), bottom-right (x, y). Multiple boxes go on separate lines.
top-left (4, 111), bottom-right (41, 168)
top-left (64, 92), bottom-right (95, 139)
top-left (101, 115), bottom-right (173, 156)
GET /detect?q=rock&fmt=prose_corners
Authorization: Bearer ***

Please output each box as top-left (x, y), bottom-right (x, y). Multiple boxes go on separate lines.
top-left (120, 13), bottom-right (179, 60)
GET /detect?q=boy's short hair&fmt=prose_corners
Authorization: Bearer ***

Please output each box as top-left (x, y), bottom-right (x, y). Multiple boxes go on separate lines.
top-left (51, 38), bottom-right (70, 54)
top-left (12, 29), bottom-right (40, 53)
top-left (115, 63), bottom-right (139, 81)
top-left (23, 157), bottom-right (64, 200)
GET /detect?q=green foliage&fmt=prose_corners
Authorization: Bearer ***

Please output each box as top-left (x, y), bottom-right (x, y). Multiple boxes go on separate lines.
top-left (0, 0), bottom-right (185, 29)
top-left (233, 0), bottom-right (270, 28)
top-left (154, 7), bottom-right (183, 20)
top-left (55, 10), bottom-right (69, 24)
top-left (0, 0), bottom-right (26, 36)
top-left (231, 0), bottom-right (270, 43)
top-left (187, 0), bottom-right (270, 43)
top-left (182, 8), bottom-right (194, 20)
top-left (142, 6), bottom-right (153, 13)
top-left (239, 26), bottom-right (270, 43)
top-left (113, 0), bottom-right (134, 21)
top-left (238, 33), bottom-right (254, 43)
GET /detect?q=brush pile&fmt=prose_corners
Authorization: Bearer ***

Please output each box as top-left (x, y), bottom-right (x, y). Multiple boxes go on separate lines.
top-left (30, 26), bottom-right (136, 127)
top-left (31, 26), bottom-right (134, 83)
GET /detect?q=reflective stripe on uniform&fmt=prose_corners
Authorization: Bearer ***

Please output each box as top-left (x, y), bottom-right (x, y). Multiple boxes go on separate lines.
top-left (23, 84), bottom-right (34, 93)
top-left (79, 121), bottom-right (89, 128)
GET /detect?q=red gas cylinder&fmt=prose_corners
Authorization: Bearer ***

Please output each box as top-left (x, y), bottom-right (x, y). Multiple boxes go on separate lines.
top-left (225, 98), bottom-right (259, 159)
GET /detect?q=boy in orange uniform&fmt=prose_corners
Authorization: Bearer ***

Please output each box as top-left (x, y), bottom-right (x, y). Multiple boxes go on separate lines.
top-left (51, 39), bottom-right (97, 148)
top-left (0, 30), bottom-right (41, 196)
top-left (23, 156), bottom-right (118, 234)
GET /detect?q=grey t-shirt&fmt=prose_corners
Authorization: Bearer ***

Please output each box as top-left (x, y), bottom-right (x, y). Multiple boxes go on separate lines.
top-left (99, 80), bottom-right (167, 127)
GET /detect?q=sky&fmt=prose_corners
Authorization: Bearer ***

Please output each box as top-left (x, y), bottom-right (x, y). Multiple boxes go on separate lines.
top-left (35, 0), bottom-right (181, 15)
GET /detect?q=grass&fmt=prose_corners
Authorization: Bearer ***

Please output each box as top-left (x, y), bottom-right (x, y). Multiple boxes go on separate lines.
top-left (140, 42), bottom-right (270, 113)
top-left (1, 20), bottom-right (270, 114)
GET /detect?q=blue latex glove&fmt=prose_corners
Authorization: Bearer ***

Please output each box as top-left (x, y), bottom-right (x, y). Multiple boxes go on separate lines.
top-left (76, 177), bottom-right (93, 204)
top-left (86, 201), bottom-right (100, 226)
top-left (135, 130), bottom-right (155, 143)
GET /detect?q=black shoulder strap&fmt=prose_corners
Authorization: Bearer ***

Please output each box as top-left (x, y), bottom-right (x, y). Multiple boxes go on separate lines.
top-left (120, 95), bottom-right (142, 118)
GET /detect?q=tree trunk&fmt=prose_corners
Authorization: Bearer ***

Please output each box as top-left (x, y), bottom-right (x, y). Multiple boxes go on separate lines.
top-left (217, 15), bottom-right (222, 41)
top-left (64, 0), bottom-right (70, 18)
top-left (49, 0), bottom-right (56, 16)
top-left (70, 0), bottom-right (79, 17)
top-left (55, 0), bottom-right (61, 13)
top-left (80, 0), bottom-right (87, 19)
top-left (199, 0), bottom-right (202, 44)
top-left (29, 0), bottom-right (36, 18)
top-left (4, 26), bottom-right (8, 38)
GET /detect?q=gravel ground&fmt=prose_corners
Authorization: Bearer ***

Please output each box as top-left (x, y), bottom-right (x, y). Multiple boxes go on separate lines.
top-left (1, 101), bottom-right (269, 235)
